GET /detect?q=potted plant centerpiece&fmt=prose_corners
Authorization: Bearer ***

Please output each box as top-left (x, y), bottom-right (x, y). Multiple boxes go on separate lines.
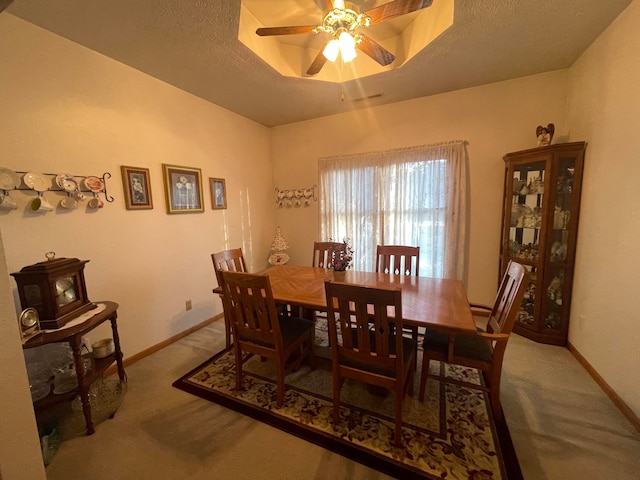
top-left (330, 238), bottom-right (354, 278)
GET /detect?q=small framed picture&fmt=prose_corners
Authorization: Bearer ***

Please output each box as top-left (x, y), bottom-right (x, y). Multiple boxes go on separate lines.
top-left (162, 164), bottom-right (204, 214)
top-left (121, 166), bottom-right (153, 210)
top-left (210, 178), bottom-right (227, 210)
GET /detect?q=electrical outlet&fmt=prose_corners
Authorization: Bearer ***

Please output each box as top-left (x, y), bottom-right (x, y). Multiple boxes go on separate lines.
top-left (185, 300), bottom-right (192, 311)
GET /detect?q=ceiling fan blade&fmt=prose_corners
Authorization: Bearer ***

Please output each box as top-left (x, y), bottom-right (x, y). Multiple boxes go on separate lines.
top-left (357, 35), bottom-right (396, 66)
top-left (363, 0), bottom-right (433, 25)
top-left (256, 25), bottom-right (318, 36)
top-left (306, 49), bottom-right (328, 75)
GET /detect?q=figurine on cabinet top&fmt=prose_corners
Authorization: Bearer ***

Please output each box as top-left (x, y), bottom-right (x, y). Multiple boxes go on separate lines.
top-left (536, 123), bottom-right (555, 147)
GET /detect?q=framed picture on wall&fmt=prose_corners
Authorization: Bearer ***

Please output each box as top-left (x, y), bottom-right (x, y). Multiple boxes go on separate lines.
top-left (120, 166), bottom-right (153, 210)
top-left (210, 178), bottom-right (227, 210)
top-left (161, 164), bottom-right (204, 214)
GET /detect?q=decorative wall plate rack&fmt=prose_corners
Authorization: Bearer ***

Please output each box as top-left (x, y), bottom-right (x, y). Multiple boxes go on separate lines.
top-left (0, 168), bottom-right (114, 213)
top-left (9, 171), bottom-right (114, 200)
top-left (275, 185), bottom-right (317, 208)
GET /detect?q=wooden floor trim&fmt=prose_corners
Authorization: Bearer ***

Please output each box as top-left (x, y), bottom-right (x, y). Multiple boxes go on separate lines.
top-left (568, 341), bottom-right (640, 434)
top-left (105, 314), bottom-right (223, 376)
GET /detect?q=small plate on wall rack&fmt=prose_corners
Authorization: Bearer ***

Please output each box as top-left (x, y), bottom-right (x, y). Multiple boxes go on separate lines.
top-left (56, 174), bottom-right (78, 193)
top-left (23, 172), bottom-right (49, 192)
top-left (55, 173), bottom-right (73, 189)
top-left (0, 167), bottom-right (20, 190)
top-left (83, 176), bottom-right (104, 193)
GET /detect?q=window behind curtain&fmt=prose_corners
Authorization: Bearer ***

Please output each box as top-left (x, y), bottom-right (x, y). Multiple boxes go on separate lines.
top-left (319, 141), bottom-right (467, 279)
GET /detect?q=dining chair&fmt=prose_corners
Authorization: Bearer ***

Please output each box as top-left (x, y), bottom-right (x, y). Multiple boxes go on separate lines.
top-left (375, 245), bottom-right (421, 344)
top-left (418, 260), bottom-right (529, 420)
top-left (375, 245), bottom-right (420, 276)
top-left (324, 280), bottom-right (416, 446)
top-left (220, 271), bottom-right (315, 408)
top-left (212, 248), bottom-right (248, 348)
top-left (312, 241), bottom-right (347, 269)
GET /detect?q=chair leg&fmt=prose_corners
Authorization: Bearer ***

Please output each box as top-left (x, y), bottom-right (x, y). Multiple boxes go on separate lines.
top-left (418, 356), bottom-right (430, 402)
top-left (305, 335), bottom-right (316, 369)
top-left (332, 377), bottom-right (342, 424)
top-left (234, 345), bottom-right (243, 392)
top-left (394, 384), bottom-right (403, 446)
top-left (488, 369), bottom-right (503, 420)
top-left (224, 314), bottom-right (232, 349)
top-left (276, 359), bottom-right (286, 408)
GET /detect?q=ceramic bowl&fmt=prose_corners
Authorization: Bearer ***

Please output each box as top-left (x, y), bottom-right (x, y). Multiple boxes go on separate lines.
top-left (92, 338), bottom-right (115, 358)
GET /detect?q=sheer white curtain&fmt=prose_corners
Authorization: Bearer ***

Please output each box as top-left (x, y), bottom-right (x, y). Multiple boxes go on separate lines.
top-left (318, 141), bottom-right (468, 280)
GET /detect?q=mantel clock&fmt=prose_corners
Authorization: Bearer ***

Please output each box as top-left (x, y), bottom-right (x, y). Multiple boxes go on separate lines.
top-left (11, 253), bottom-right (96, 329)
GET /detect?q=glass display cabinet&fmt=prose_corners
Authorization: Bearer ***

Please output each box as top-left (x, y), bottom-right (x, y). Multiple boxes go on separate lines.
top-left (500, 142), bottom-right (586, 345)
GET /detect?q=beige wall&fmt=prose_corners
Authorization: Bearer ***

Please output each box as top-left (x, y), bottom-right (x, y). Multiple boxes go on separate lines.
top-left (566, 0), bottom-right (640, 416)
top-left (0, 15), bottom-right (275, 353)
top-left (0, 15), bottom-right (275, 475)
top-left (270, 71), bottom-right (569, 304)
top-left (0, 232), bottom-right (46, 480)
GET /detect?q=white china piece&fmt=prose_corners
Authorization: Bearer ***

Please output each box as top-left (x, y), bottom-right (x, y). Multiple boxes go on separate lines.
top-left (83, 176), bottom-right (105, 193)
top-left (88, 196), bottom-right (103, 209)
top-left (55, 173), bottom-right (73, 189)
top-left (60, 196), bottom-right (78, 209)
top-left (63, 178), bottom-right (78, 193)
top-left (23, 172), bottom-right (50, 192)
top-left (31, 194), bottom-right (54, 212)
top-left (0, 167), bottom-right (21, 190)
top-left (0, 193), bottom-right (17, 210)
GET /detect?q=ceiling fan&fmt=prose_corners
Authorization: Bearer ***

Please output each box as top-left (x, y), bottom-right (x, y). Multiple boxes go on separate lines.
top-left (256, 0), bottom-right (434, 75)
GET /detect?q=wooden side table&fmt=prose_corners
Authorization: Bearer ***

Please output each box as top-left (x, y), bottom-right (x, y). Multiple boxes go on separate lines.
top-left (23, 301), bottom-right (125, 435)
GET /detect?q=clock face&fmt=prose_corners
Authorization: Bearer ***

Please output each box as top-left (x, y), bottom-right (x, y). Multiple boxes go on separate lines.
top-left (19, 308), bottom-right (39, 331)
top-left (56, 276), bottom-right (78, 307)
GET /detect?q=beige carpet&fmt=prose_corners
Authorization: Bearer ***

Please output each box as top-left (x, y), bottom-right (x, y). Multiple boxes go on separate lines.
top-left (41, 319), bottom-right (640, 480)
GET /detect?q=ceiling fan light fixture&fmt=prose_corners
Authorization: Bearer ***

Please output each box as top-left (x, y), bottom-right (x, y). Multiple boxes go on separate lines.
top-left (338, 31), bottom-right (357, 62)
top-left (323, 39), bottom-right (340, 62)
top-left (339, 31), bottom-right (355, 50)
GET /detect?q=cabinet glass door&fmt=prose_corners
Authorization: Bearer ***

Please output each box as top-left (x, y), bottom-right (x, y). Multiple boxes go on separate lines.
top-left (509, 160), bottom-right (545, 330)
top-left (541, 156), bottom-right (576, 334)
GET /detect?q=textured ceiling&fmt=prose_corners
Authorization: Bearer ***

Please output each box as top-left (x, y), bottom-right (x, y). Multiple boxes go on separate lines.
top-left (6, 0), bottom-right (633, 127)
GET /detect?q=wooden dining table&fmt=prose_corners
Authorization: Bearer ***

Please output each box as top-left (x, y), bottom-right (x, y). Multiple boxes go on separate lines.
top-left (256, 265), bottom-right (477, 334)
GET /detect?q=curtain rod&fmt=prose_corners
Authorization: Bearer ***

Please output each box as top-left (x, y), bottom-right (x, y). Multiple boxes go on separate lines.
top-left (319, 139), bottom-right (467, 162)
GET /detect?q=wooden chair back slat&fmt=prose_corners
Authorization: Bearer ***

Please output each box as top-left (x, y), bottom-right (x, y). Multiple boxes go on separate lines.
top-left (312, 241), bottom-right (347, 269)
top-left (219, 270), bottom-right (314, 408)
top-left (324, 279), bottom-right (415, 446)
top-left (211, 248), bottom-right (248, 348)
top-left (326, 281), bottom-right (403, 375)
top-left (212, 248), bottom-right (247, 283)
top-left (221, 271), bottom-right (282, 350)
top-left (375, 245), bottom-right (420, 276)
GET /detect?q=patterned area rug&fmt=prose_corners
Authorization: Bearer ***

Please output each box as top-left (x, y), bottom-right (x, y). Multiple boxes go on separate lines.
top-left (173, 336), bottom-right (522, 480)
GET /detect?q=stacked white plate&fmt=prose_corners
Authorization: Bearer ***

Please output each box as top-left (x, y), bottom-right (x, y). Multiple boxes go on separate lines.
top-left (0, 167), bottom-right (20, 190)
